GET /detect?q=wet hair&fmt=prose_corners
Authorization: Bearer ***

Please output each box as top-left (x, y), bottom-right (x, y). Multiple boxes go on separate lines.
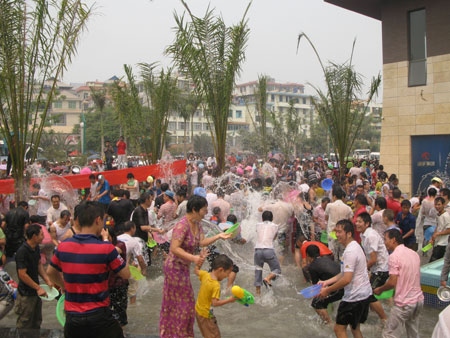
top-left (60, 210), bottom-right (71, 219)
top-left (356, 185), bottom-right (364, 190)
top-left (392, 188), bottom-right (402, 199)
top-left (355, 194), bottom-right (368, 206)
top-left (441, 188), bottom-right (450, 199)
top-left (336, 219), bottom-right (354, 237)
top-left (105, 226), bottom-right (117, 246)
top-left (216, 189), bottom-right (225, 198)
top-left (89, 174), bottom-right (96, 180)
top-left (385, 228), bottom-right (403, 244)
top-left (139, 192), bottom-right (153, 205)
top-left (211, 254), bottom-right (233, 271)
top-left (262, 210), bottom-right (273, 222)
top-left (186, 195), bottom-right (208, 213)
top-left (265, 177), bottom-right (273, 187)
top-left (26, 223), bottom-right (42, 239)
top-left (123, 221), bottom-right (136, 232)
top-left (428, 188), bottom-right (437, 197)
top-left (306, 244), bottom-right (320, 259)
top-left (32, 183), bottom-right (40, 189)
top-left (77, 201), bottom-right (105, 227)
top-left (18, 201), bottom-right (28, 208)
top-left (401, 200), bottom-right (411, 208)
top-left (122, 189), bottom-right (130, 199)
top-left (227, 214), bottom-right (238, 224)
top-left (383, 209), bottom-right (395, 222)
top-left (112, 189), bottom-right (123, 197)
top-left (127, 173), bottom-right (135, 179)
top-left (356, 212), bottom-right (372, 226)
top-left (176, 189), bottom-right (187, 198)
top-left (332, 186), bottom-right (345, 199)
top-left (321, 197), bottom-right (331, 204)
top-left (51, 195), bottom-right (60, 201)
top-left (435, 197), bottom-right (445, 205)
top-left (375, 197), bottom-right (387, 209)
top-left (212, 207), bottom-right (221, 216)
top-left (74, 202), bottom-right (85, 221)
top-left (160, 183), bottom-right (169, 192)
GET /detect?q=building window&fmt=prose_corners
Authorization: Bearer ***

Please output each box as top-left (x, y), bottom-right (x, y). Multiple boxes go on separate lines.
top-left (203, 123), bottom-right (209, 131)
top-left (178, 122), bottom-right (190, 130)
top-left (302, 98), bottom-right (307, 104)
top-left (51, 113), bottom-right (66, 126)
top-left (168, 122), bottom-right (176, 131)
top-left (194, 122), bottom-right (202, 131)
top-left (271, 94), bottom-right (275, 102)
top-left (53, 101), bottom-right (62, 109)
top-left (228, 110), bottom-right (233, 118)
top-left (235, 110), bottom-right (242, 118)
top-left (69, 101), bottom-right (76, 109)
top-left (408, 9), bottom-right (427, 87)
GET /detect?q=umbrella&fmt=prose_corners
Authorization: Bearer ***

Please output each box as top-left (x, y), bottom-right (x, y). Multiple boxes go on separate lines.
top-left (87, 154), bottom-right (101, 160)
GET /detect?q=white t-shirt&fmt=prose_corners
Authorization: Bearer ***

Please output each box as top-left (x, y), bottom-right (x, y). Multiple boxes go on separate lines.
top-left (90, 182), bottom-right (99, 199)
top-left (36, 190), bottom-right (51, 216)
top-left (117, 233), bottom-right (143, 263)
top-left (341, 240), bottom-right (373, 302)
top-left (371, 209), bottom-right (387, 237)
top-left (360, 227), bottom-right (389, 273)
top-left (325, 200), bottom-right (353, 233)
top-left (190, 170), bottom-right (198, 186)
top-left (349, 167), bottom-right (361, 178)
top-left (128, 180), bottom-right (140, 200)
top-left (46, 203), bottom-right (68, 225)
top-left (176, 200), bottom-right (188, 218)
top-left (255, 221), bottom-right (279, 249)
top-left (435, 212), bottom-right (450, 246)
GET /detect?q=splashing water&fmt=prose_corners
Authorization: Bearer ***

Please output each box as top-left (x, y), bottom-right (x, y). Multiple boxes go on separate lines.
top-left (38, 174), bottom-right (79, 211)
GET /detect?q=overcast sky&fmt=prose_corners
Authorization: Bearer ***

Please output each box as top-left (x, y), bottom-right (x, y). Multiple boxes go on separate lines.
top-left (64, 0), bottom-right (382, 98)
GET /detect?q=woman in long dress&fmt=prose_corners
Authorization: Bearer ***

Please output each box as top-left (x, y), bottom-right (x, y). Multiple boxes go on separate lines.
top-left (159, 195), bottom-right (231, 338)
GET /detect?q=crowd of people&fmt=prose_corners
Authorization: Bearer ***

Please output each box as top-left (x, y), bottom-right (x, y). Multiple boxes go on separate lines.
top-left (0, 153), bottom-right (448, 338)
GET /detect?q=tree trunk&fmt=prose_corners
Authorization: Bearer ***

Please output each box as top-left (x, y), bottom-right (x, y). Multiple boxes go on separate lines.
top-left (100, 109), bottom-right (104, 156)
top-left (183, 118), bottom-right (187, 159)
top-left (190, 114), bottom-right (194, 151)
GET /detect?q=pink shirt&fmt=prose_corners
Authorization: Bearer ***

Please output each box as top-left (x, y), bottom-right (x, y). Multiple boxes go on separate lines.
top-left (389, 244), bottom-right (424, 306)
top-left (313, 205), bottom-right (326, 230)
top-left (158, 201), bottom-right (176, 224)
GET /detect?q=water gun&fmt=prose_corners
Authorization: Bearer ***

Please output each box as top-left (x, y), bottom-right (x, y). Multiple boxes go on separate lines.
top-left (231, 286), bottom-right (254, 307)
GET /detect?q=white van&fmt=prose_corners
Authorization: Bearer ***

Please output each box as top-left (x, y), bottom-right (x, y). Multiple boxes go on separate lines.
top-left (370, 152), bottom-right (380, 161)
top-left (353, 149), bottom-right (370, 160)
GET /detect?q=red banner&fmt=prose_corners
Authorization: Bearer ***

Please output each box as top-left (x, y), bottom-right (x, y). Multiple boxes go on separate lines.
top-left (0, 160), bottom-right (186, 194)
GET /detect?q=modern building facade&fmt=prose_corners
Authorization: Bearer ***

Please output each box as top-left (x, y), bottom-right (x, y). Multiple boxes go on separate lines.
top-left (326, 0), bottom-right (450, 195)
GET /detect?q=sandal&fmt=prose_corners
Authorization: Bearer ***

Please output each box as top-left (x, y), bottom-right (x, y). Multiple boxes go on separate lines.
top-left (263, 279), bottom-right (272, 288)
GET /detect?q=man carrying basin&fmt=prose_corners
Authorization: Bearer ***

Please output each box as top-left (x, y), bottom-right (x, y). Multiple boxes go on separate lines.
top-left (318, 219), bottom-right (373, 338)
top-left (15, 223), bottom-right (53, 329)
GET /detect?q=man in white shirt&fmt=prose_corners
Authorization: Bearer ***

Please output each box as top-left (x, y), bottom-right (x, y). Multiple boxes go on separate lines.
top-left (325, 187), bottom-right (353, 260)
top-left (30, 183), bottom-right (50, 225)
top-left (87, 174), bottom-right (98, 201)
top-left (117, 221), bottom-right (147, 304)
top-left (319, 219), bottom-right (373, 338)
top-left (430, 197), bottom-right (450, 262)
top-left (370, 197), bottom-right (387, 236)
top-left (201, 169), bottom-right (214, 189)
top-left (254, 211), bottom-right (281, 296)
top-left (356, 212), bottom-right (388, 323)
top-left (46, 195), bottom-right (67, 227)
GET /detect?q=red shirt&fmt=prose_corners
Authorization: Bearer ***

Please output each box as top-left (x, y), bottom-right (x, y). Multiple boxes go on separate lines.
top-left (352, 206), bottom-right (367, 244)
top-left (300, 241), bottom-right (332, 259)
top-left (116, 141), bottom-right (126, 155)
top-left (386, 199), bottom-right (402, 218)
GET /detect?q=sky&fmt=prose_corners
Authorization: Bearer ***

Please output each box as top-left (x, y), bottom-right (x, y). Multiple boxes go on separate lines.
top-left (64, 0), bottom-right (383, 98)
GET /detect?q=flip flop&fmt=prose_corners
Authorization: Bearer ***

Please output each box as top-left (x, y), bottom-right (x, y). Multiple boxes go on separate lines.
top-left (263, 279), bottom-right (272, 288)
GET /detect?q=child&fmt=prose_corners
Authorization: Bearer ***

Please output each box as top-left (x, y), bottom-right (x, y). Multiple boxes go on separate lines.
top-left (195, 254), bottom-right (237, 338)
top-left (210, 207), bottom-right (222, 224)
top-left (207, 214), bottom-right (246, 289)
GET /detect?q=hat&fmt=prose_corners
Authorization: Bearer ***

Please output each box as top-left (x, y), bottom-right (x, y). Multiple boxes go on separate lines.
top-left (432, 177), bottom-right (443, 184)
top-left (165, 190), bottom-right (174, 199)
top-left (193, 187), bottom-right (207, 198)
top-left (147, 176), bottom-right (154, 184)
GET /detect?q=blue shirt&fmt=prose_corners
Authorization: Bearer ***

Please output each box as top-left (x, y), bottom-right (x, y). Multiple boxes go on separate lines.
top-left (395, 212), bottom-right (416, 245)
top-left (98, 180), bottom-right (111, 204)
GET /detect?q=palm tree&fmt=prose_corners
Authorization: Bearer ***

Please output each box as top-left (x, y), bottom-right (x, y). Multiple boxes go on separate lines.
top-left (0, 0), bottom-right (92, 201)
top-left (246, 74), bottom-right (270, 159)
top-left (166, 0), bottom-right (250, 173)
top-left (139, 63), bottom-right (178, 164)
top-left (90, 88), bottom-right (106, 156)
top-left (176, 91), bottom-right (201, 158)
top-left (297, 33), bottom-right (381, 176)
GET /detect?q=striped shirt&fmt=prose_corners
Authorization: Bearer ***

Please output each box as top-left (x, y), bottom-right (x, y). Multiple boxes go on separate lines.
top-left (50, 234), bottom-right (125, 314)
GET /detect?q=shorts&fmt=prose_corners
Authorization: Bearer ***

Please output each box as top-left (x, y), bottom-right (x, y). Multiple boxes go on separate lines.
top-left (336, 297), bottom-right (370, 330)
top-left (65, 307), bottom-right (123, 338)
top-left (370, 271), bottom-right (389, 289)
top-left (311, 289), bottom-right (344, 310)
top-left (110, 285), bottom-right (128, 326)
top-left (254, 248), bottom-right (281, 287)
top-left (195, 310), bottom-right (221, 338)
